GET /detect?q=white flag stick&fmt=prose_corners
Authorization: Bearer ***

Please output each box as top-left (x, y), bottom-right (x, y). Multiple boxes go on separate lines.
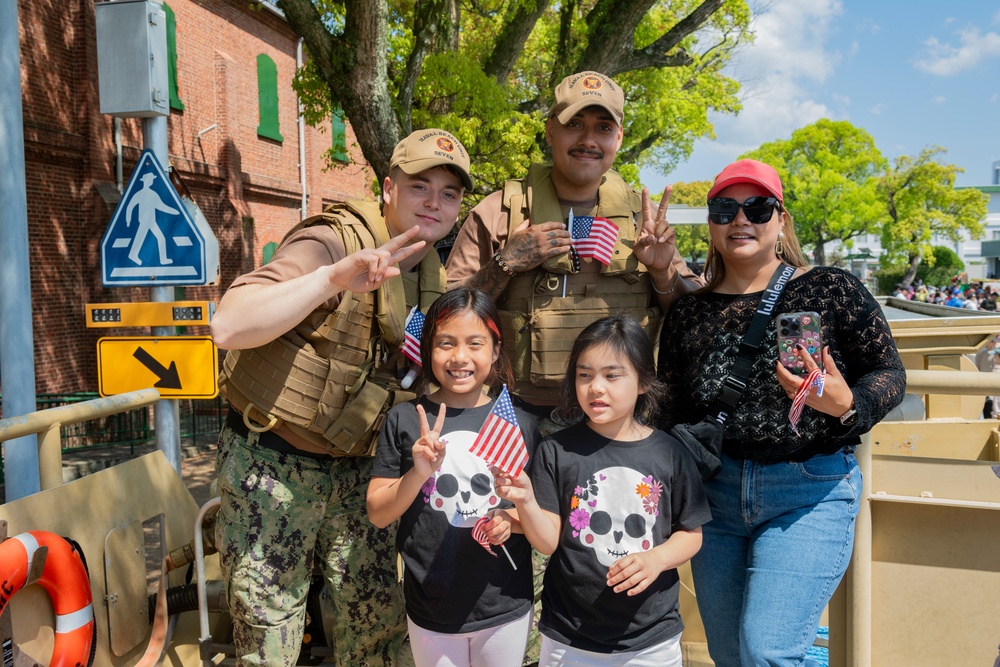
top-left (563, 208), bottom-right (573, 298)
top-left (500, 543), bottom-right (517, 569)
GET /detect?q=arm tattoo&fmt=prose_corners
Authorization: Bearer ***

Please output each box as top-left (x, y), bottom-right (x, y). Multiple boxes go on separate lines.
top-left (450, 259), bottom-right (512, 301)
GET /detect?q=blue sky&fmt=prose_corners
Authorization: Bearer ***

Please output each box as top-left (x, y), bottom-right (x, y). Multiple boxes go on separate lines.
top-left (643, 0), bottom-right (1000, 191)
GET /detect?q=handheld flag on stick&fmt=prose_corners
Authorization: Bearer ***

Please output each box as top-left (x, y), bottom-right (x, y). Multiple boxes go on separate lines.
top-left (570, 215), bottom-right (618, 266)
top-left (788, 368), bottom-right (825, 435)
top-left (400, 306), bottom-right (424, 389)
top-left (472, 516), bottom-right (517, 569)
top-left (470, 386), bottom-right (529, 478)
top-left (401, 306), bottom-right (425, 365)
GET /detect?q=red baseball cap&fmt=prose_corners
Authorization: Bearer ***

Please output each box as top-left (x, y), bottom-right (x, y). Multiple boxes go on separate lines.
top-left (707, 159), bottom-right (783, 202)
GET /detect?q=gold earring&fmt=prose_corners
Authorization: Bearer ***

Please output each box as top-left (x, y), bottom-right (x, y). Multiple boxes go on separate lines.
top-left (775, 232), bottom-right (785, 256)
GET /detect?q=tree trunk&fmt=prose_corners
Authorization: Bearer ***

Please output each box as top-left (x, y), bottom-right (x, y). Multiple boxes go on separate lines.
top-left (901, 254), bottom-right (921, 287)
top-left (812, 240), bottom-right (826, 267)
top-left (280, 0), bottom-right (400, 183)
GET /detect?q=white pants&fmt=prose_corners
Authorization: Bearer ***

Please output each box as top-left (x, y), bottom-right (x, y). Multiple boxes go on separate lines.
top-left (538, 631), bottom-right (682, 667)
top-left (407, 610), bottom-right (532, 667)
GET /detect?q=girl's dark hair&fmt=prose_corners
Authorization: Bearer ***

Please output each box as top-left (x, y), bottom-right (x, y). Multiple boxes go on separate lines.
top-left (559, 315), bottom-right (666, 425)
top-left (419, 287), bottom-right (514, 393)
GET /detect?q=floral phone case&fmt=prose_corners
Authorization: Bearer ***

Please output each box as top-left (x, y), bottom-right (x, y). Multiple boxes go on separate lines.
top-left (776, 311), bottom-right (823, 376)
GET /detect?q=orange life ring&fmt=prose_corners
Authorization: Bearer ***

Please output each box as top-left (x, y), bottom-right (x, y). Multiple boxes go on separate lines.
top-left (0, 530), bottom-right (94, 667)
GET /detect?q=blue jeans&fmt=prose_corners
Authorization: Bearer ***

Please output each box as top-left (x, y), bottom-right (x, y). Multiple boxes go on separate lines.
top-left (690, 449), bottom-right (861, 667)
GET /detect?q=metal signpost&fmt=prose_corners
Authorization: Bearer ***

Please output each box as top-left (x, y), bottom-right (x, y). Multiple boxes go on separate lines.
top-left (94, 0), bottom-right (219, 475)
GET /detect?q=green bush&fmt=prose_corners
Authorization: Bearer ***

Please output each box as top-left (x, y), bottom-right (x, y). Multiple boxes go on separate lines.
top-left (874, 246), bottom-right (965, 295)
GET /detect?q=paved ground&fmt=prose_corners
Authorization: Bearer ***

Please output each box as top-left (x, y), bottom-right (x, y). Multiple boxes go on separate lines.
top-left (180, 447), bottom-right (218, 507)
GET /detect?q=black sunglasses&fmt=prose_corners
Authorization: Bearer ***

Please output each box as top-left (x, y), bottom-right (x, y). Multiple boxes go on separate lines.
top-left (707, 196), bottom-right (781, 225)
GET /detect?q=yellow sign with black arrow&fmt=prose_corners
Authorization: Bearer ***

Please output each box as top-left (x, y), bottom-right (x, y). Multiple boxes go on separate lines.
top-left (97, 336), bottom-right (219, 399)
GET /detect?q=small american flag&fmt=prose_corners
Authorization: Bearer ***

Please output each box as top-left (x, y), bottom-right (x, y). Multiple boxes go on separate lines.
top-left (469, 386), bottom-right (529, 477)
top-left (788, 368), bottom-right (825, 435)
top-left (401, 307), bottom-right (424, 365)
top-left (472, 516), bottom-right (497, 557)
top-left (571, 215), bottom-right (618, 266)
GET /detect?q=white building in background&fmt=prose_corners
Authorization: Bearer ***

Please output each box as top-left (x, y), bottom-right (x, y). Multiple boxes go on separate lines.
top-left (670, 161), bottom-right (1000, 283)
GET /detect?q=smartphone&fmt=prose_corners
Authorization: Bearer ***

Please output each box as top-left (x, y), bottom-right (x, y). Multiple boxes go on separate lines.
top-left (776, 311), bottom-right (823, 376)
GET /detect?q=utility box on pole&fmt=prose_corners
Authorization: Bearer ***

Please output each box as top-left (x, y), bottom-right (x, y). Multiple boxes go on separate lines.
top-left (95, 0), bottom-right (169, 118)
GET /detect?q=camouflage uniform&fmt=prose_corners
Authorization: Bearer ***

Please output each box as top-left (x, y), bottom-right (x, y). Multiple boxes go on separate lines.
top-left (216, 422), bottom-right (406, 667)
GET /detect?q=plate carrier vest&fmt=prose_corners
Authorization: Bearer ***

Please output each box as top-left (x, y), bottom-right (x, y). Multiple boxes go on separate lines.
top-left (497, 164), bottom-right (663, 395)
top-left (218, 201), bottom-right (446, 457)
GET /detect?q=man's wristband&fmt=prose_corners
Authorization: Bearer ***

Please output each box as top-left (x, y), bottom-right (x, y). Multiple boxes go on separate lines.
top-left (494, 252), bottom-right (516, 277)
top-left (651, 274), bottom-right (679, 296)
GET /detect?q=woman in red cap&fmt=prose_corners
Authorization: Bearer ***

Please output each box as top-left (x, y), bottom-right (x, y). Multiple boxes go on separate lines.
top-left (656, 159), bottom-right (905, 666)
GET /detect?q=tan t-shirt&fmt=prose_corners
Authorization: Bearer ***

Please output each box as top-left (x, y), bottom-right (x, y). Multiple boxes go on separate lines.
top-left (230, 225), bottom-right (349, 313)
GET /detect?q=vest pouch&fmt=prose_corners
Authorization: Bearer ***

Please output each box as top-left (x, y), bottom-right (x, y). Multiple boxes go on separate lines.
top-left (528, 307), bottom-right (609, 387)
top-left (498, 309), bottom-right (530, 381)
top-left (220, 336), bottom-right (329, 428)
top-left (528, 305), bottom-right (664, 387)
top-left (322, 378), bottom-right (391, 456)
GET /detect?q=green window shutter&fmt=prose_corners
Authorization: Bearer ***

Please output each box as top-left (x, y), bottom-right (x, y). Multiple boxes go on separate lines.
top-left (331, 108), bottom-right (348, 163)
top-left (164, 3), bottom-right (184, 111)
top-left (262, 242), bottom-right (279, 265)
top-left (256, 54), bottom-right (283, 142)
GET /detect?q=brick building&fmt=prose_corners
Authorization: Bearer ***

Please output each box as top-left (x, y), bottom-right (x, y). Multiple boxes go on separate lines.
top-left (18, 0), bottom-right (373, 393)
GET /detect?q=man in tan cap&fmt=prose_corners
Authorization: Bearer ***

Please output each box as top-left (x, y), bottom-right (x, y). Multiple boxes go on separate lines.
top-left (210, 128), bottom-right (471, 667)
top-left (446, 71), bottom-right (695, 416)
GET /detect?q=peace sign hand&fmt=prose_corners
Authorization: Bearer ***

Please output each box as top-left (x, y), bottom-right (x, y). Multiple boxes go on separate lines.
top-left (634, 185), bottom-right (680, 272)
top-left (412, 402), bottom-right (447, 480)
top-left (330, 225), bottom-right (427, 294)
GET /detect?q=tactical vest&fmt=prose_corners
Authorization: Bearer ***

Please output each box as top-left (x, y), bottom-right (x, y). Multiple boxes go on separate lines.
top-left (218, 201), bottom-right (446, 457)
top-left (497, 164), bottom-right (663, 398)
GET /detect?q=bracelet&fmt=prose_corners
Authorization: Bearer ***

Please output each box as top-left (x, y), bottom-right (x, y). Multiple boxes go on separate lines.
top-left (494, 252), bottom-right (516, 277)
top-left (651, 274), bottom-right (679, 295)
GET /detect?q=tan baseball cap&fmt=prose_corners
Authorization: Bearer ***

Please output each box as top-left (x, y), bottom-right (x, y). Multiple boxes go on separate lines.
top-left (389, 129), bottom-right (473, 191)
top-left (548, 71), bottom-right (625, 126)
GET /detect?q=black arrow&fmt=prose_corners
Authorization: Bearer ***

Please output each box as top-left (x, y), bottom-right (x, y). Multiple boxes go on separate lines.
top-left (133, 346), bottom-right (182, 389)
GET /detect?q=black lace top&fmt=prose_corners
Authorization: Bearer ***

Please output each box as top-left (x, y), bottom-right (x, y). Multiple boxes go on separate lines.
top-left (657, 267), bottom-right (906, 463)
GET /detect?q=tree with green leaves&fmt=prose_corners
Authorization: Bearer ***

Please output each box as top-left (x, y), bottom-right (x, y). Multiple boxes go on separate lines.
top-left (668, 179), bottom-right (711, 263)
top-left (277, 0), bottom-right (752, 199)
top-left (742, 119), bottom-right (887, 266)
top-left (878, 147), bottom-right (988, 286)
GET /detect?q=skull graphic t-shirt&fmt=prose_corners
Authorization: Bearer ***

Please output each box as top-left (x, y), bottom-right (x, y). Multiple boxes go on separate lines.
top-left (372, 396), bottom-right (540, 633)
top-left (529, 421), bottom-right (711, 653)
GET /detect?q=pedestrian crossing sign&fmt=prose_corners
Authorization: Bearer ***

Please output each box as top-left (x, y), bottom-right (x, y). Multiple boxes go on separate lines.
top-left (101, 149), bottom-right (217, 286)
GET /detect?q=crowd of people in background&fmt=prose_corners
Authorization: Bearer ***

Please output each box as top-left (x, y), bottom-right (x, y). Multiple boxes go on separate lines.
top-left (892, 279), bottom-right (999, 311)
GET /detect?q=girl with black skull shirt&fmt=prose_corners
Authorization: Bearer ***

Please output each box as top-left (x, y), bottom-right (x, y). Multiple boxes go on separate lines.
top-left (494, 316), bottom-right (710, 665)
top-left (368, 288), bottom-right (540, 667)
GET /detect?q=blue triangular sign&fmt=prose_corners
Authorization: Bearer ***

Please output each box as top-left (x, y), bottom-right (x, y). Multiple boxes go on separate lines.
top-left (101, 149), bottom-right (207, 286)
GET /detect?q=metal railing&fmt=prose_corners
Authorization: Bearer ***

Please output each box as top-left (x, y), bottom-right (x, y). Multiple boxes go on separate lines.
top-left (0, 389), bottom-right (162, 491)
top-left (0, 393), bottom-right (228, 488)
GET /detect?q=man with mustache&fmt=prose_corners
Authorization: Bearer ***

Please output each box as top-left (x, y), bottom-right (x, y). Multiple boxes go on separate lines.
top-left (446, 70), bottom-right (696, 421)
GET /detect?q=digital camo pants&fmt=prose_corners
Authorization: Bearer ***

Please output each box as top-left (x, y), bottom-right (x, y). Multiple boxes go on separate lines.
top-left (216, 424), bottom-right (406, 666)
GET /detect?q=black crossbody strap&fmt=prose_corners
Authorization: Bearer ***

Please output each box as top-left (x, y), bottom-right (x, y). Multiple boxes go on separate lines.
top-left (710, 263), bottom-right (796, 423)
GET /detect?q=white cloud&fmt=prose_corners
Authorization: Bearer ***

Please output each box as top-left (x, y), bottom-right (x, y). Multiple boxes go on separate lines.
top-left (870, 103), bottom-right (886, 115)
top-left (915, 27), bottom-right (1000, 76)
top-left (932, 95), bottom-right (946, 104)
top-left (717, 0), bottom-right (845, 145)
